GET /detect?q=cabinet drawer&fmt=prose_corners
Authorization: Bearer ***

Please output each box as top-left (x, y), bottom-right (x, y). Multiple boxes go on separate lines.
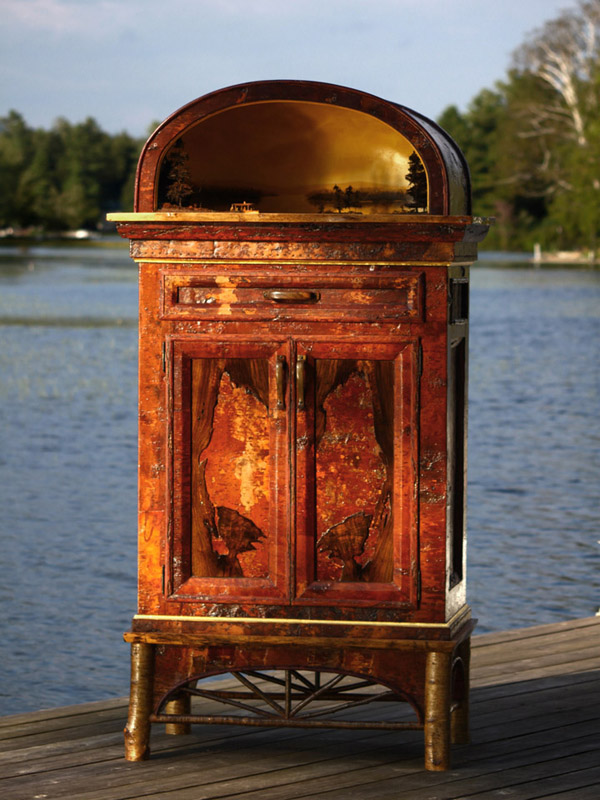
top-left (161, 270), bottom-right (423, 322)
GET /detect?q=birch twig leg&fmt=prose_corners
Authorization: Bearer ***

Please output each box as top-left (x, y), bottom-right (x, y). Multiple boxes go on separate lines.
top-left (124, 642), bottom-right (154, 761)
top-left (165, 692), bottom-right (192, 735)
top-left (424, 649), bottom-right (451, 771)
top-left (451, 636), bottom-right (471, 745)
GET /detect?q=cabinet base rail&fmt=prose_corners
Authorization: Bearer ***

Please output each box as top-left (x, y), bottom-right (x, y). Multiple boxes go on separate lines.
top-left (150, 713), bottom-right (423, 730)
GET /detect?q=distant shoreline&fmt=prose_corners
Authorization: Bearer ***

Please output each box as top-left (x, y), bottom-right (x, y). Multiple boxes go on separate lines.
top-left (0, 234), bottom-right (127, 249)
top-left (478, 250), bottom-right (599, 267)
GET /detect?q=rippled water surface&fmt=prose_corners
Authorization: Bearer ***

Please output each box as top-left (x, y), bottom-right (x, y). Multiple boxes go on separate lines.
top-left (0, 246), bottom-right (598, 714)
top-left (467, 259), bottom-right (600, 632)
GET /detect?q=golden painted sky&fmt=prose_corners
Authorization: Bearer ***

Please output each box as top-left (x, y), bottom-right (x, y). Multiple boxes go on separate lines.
top-left (174, 100), bottom-right (422, 212)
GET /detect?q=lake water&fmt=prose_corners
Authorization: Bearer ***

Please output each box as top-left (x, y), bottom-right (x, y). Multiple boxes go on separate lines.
top-left (0, 245), bottom-right (598, 715)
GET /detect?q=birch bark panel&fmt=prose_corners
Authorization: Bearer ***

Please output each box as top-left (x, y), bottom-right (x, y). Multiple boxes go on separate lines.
top-left (315, 362), bottom-right (390, 583)
top-left (191, 358), bottom-right (270, 579)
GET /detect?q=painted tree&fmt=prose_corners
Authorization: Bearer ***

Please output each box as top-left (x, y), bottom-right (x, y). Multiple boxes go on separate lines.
top-left (332, 184), bottom-right (345, 212)
top-left (405, 152), bottom-right (427, 211)
top-left (165, 140), bottom-right (194, 207)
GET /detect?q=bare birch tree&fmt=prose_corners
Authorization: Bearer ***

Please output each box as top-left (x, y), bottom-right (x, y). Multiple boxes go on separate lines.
top-left (512, 0), bottom-right (600, 148)
top-left (509, 1), bottom-right (600, 251)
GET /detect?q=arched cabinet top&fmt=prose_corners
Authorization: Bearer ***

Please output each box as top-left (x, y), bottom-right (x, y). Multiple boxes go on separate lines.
top-left (134, 80), bottom-right (471, 217)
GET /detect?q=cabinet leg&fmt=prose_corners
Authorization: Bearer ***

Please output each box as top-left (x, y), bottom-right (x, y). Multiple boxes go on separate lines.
top-left (165, 693), bottom-right (192, 735)
top-left (424, 650), bottom-right (451, 771)
top-left (451, 637), bottom-right (471, 745)
top-left (124, 642), bottom-right (154, 761)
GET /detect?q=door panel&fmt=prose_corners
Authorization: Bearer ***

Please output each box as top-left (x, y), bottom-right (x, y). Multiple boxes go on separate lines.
top-left (294, 340), bottom-right (419, 608)
top-left (169, 339), bottom-right (290, 603)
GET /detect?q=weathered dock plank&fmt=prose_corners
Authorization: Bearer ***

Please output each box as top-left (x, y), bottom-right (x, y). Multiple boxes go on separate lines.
top-left (1, 617), bottom-right (598, 800)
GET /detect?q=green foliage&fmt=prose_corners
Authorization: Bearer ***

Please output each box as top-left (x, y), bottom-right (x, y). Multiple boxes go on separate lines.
top-left (438, 0), bottom-right (600, 252)
top-left (438, 91), bottom-right (505, 221)
top-left (0, 111), bottom-right (34, 226)
top-left (0, 112), bottom-right (143, 231)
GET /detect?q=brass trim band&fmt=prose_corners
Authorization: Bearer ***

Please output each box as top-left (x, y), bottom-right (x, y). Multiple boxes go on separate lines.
top-left (133, 606), bottom-right (471, 629)
top-left (132, 258), bottom-right (463, 267)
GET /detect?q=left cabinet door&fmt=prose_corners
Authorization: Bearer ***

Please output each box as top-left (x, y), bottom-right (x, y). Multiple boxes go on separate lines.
top-left (168, 338), bottom-right (291, 605)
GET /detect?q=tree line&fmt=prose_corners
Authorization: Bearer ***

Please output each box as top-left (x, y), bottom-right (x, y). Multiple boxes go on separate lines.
top-left (0, 111), bottom-right (143, 232)
top-left (1, 1), bottom-right (599, 250)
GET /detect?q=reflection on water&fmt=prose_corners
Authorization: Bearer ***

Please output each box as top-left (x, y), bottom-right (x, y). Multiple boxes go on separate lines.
top-left (0, 246), bottom-right (598, 714)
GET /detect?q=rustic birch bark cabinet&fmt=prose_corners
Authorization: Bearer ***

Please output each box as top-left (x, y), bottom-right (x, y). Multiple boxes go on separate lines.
top-left (109, 80), bottom-right (489, 770)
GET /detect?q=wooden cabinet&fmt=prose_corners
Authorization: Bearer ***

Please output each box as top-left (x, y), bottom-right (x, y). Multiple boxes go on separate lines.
top-left (109, 80), bottom-right (489, 770)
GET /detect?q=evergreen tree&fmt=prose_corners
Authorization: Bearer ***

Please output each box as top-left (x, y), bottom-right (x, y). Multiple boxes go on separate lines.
top-left (17, 129), bottom-right (62, 227)
top-left (404, 152), bottom-right (427, 210)
top-left (0, 111), bottom-right (34, 227)
top-left (164, 141), bottom-right (194, 207)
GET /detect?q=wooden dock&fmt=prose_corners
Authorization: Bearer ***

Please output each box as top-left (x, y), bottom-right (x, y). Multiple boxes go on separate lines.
top-left (1, 617), bottom-right (598, 799)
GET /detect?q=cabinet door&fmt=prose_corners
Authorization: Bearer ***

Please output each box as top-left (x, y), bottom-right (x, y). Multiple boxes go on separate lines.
top-left (168, 338), bottom-right (290, 604)
top-left (294, 340), bottom-right (419, 609)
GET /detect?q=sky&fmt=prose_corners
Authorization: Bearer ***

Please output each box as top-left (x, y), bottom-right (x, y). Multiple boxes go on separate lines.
top-left (0, 0), bottom-right (576, 137)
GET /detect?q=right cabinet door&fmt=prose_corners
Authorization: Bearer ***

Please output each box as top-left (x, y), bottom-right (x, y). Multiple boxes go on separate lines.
top-left (293, 339), bottom-right (420, 610)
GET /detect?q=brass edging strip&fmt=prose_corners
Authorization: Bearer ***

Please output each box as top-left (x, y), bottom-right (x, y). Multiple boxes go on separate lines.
top-left (108, 212), bottom-right (476, 224)
top-left (132, 258), bottom-right (461, 268)
top-left (133, 607), bottom-right (470, 630)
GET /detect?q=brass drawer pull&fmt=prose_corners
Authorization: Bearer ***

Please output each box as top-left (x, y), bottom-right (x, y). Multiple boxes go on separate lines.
top-left (296, 355), bottom-right (306, 411)
top-left (264, 290), bottom-right (319, 303)
top-left (275, 355), bottom-right (286, 410)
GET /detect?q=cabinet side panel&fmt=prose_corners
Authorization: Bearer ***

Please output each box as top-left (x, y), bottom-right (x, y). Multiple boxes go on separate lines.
top-left (448, 338), bottom-right (466, 589)
top-left (138, 263), bottom-right (168, 613)
top-left (418, 267), bottom-right (450, 621)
